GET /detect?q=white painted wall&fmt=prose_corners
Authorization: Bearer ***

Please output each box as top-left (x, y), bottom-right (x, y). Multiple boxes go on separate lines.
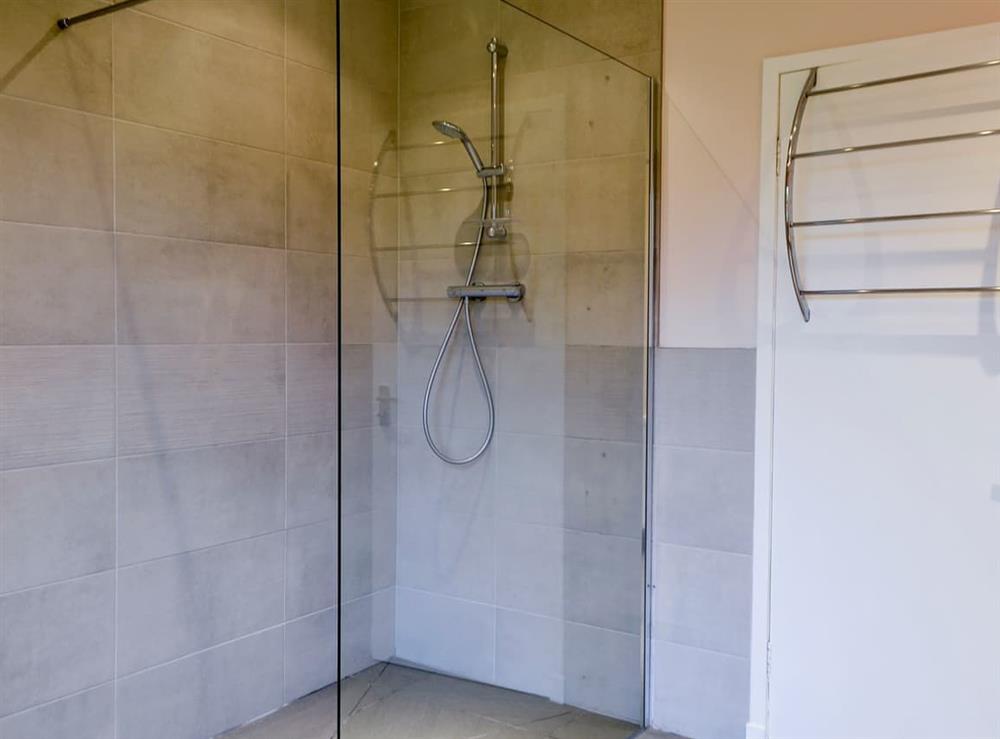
top-left (755, 23), bottom-right (1000, 738)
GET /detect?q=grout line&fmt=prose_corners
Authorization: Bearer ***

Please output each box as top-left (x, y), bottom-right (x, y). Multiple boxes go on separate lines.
top-left (110, 9), bottom-right (120, 734)
top-left (0, 680), bottom-right (116, 723)
top-left (281, 0), bottom-right (290, 709)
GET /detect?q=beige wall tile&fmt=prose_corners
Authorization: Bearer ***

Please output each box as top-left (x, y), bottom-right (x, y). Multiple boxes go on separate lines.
top-left (287, 61), bottom-right (337, 163)
top-left (287, 158), bottom-right (338, 253)
top-left (342, 165), bottom-right (398, 257)
top-left (565, 251), bottom-right (645, 348)
top-left (117, 234), bottom-right (285, 344)
top-left (287, 0), bottom-right (338, 72)
top-left (138, 0), bottom-right (285, 54)
top-left (0, 223), bottom-right (114, 345)
top-left (114, 11), bottom-right (283, 150)
top-left (0, 97), bottom-right (113, 230)
top-left (288, 250), bottom-right (336, 343)
top-left (0, 346), bottom-right (115, 470)
top-left (0, 0), bottom-right (112, 114)
top-left (117, 344), bottom-right (285, 456)
top-left (343, 254), bottom-right (399, 345)
top-left (116, 122), bottom-right (284, 247)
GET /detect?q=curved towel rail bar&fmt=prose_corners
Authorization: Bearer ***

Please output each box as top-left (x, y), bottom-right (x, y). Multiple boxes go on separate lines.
top-left (782, 58), bottom-right (1000, 321)
top-left (784, 68), bottom-right (817, 321)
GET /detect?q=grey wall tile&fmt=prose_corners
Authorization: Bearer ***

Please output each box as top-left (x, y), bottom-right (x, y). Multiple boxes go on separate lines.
top-left (0, 572), bottom-right (114, 716)
top-left (341, 343), bottom-right (373, 430)
top-left (287, 62), bottom-right (338, 163)
top-left (0, 346), bottom-right (114, 470)
top-left (0, 684), bottom-right (113, 739)
top-left (0, 0), bottom-right (112, 114)
top-left (654, 543), bottom-right (752, 657)
top-left (117, 533), bottom-right (285, 675)
top-left (565, 252), bottom-right (645, 348)
top-left (116, 122), bottom-right (284, 248)
top-left (564, 622), bottom-right (642, 723)
top-left (496, 522), bottom-right (642, 634)
top-left (654, 347), bottom-right (756, 451)
top-left (495, 608), bottom-right (564, 704)
top-left (397, 505), bottom-right (494, 603)
top-left (285, 608), bottom-right (337, 703)
top-left (116, 628), bottom-right (283, 739)
top-left (288, 251), bottom-right (336, 343)
top-left (287, 343), bottom-right (337, 436)
top-left (118, 344), bottom-right (284, 456)
top-left (117, 234), bottom-right (285, 344)
top-left (286, 520), bottom-right (337, 619)
top-left (114, 12), bottom-right (283, 150)
top-left (138, 0), bottom-right (286, 53)
top-left (342, 506), bottom-right (395, 602)
top-left (0, 223), bottom-right (114, 345)
top-left (496, 346), bottom-right (566, 436)
top-left (398, 342), bottom-right (497, 432)
top-left (394, 587), bottom-right (494, 684)
top-left (495, 433), bottom-right (643, 538)
top-left (287, 158), bottom-right (338, 254)
top-left (654, 445), bottom-right (753, 554)
top-left (342, 588), bottom-right (395, 677)
top-left (564, 345), bottom-right (645, 442)
top-left (0, 460), bottom-right (114, 593)
top-left (287, 432), bottom-right (337, 527)
top-left (396, 425), bottom-right (494, 517)
top-left (0, 97), bottom-right (113, 230)
top-left (118, 440), bottom-right (285, 565)
top-left (652, 641), bottom-right (749, 739)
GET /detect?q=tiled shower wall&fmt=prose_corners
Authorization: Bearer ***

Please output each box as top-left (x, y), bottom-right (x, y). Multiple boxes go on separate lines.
top-left (388, 0), bottom-right (649, 723)
top-left (651, 348), bottom-right (755, 739)
top-left (0, 2), bottom-right (362, 737)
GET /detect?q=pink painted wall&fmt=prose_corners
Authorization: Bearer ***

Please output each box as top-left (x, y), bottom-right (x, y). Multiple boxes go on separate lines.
top-left (659, 0), bottom-right (1000, 348)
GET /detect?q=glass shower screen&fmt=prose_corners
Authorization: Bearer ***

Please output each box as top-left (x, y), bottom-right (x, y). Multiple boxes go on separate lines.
top-left (337, 0), bottom-right (653, 735)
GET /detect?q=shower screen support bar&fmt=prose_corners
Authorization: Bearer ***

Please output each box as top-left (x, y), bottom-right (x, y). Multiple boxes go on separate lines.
top-left (783, 57), bottom-right (1000, 321)
top-left (56, 0), bottom-right (151, 29)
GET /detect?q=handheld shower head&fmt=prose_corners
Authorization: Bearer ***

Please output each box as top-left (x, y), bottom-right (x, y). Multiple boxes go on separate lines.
top-left (433, 120), bottom-right (486, 173)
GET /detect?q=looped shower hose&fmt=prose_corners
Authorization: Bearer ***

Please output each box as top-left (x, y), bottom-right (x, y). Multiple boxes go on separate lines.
top-left (422, 179), bottom-right (495, 465)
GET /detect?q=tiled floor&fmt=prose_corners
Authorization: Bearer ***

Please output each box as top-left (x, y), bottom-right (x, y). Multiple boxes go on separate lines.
top-left (222, 662), bottom-right (645, 739)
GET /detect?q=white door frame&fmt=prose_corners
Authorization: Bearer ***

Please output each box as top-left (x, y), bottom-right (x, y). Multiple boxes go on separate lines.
top-left (750, 21), bottom-right (1000, 739)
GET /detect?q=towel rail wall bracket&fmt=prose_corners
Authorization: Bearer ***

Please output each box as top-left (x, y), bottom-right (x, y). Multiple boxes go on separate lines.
top-left (782, 58), bottom-right (1000, 322)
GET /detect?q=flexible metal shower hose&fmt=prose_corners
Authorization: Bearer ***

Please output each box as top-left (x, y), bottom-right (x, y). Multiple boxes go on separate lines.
top-left (422, 179), bottom-right (495, 465)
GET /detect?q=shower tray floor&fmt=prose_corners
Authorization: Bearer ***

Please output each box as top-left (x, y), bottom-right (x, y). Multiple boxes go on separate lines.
top-left (221, 662), bottom-right (646, 739)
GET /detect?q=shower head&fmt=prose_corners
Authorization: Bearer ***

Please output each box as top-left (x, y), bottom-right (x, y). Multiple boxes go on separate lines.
top-left (433, 120), bottom-right (486, 174)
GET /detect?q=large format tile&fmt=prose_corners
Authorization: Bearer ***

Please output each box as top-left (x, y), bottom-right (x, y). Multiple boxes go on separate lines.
top-left (0, 460), bottom-right (114, 593)
top-left (118, 440), bottom-right (285, 565)
top-left (0, 572), bottom-right (114, 716)
top-left (395, 588), bottom-right (494, 683)
top-left (287, 432), bottom-right (337, 527)
top-left (0, 346), bottom-right (114, 470)
top-left (651, 641), bottom-right (749, 739)
top-left (116, 122), bottom-right (284, 248)
top-left (286, 520), bottom-right (337, 619)
top-left (286, 0), bottom-right (338, 72)
top-left (285, 608), bottom-right (338, 703)
top-left (0, 97), bottom-right (113, 230)
top-left (342, 588), bottom-right (395, 677)
top-left (137, 0), bottom-right (285, 55)
top-left (563, 623), bottom-right (642, 723)
top-left (287, 62), bottom-right (338, 163)
top-left (654, 348), bottom-right (755, 452)
top-left (288, 250), bottom-right (337, 343)
top-left (396, 425), bottom-right (494, 517)
top-left (495, 433), bottom-right (643, 538)
top-left (117, 234), bottom-right (284, 344)
top-left (287, 158), bottom-right (338, 254)
top-left (654, 543), bottom-right (752, 657)
top-left (117, 533), bottom-right (284, 675)
top-left (342, 506), bottom-right (396, 602)
top-left (0, 0), bottom-right (112, 114)
top-left (117, 344), bottom-right (285, 455)
top-left (287, 343), bottom-right (337, 436)
top-left (114, 11), bottom-right (283, 150)
top-left (654, 445), bottom-right (753, 554)
top-left (0, 223), bottom-right (114, 345)
top-left (0, 684), bottom-right (114, 739)
top-left (117, 628), bottom-right (284, 739)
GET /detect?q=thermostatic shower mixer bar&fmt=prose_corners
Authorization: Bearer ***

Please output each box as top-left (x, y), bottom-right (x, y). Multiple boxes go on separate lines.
top-left (784, 57), bottom-right (1000, 322)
